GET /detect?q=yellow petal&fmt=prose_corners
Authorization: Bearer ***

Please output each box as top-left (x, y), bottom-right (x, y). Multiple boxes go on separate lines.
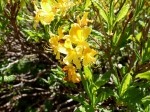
top-left (56, 52), bottom-right (60, 59)
top-left (58, 45), bottom-right (67, 54)
top-left (63, 50), bottom-right (74, 65)
top-left (40, 11), bottom-right (55, 25)
top-left (82, 47), bottom-right (97, 66)
top-left (73, 56), bottom-right (81, 69)
top-left (82, 27), bottom-right (91, 41)
top-left (41, 0), bottom-right (52, 11)
top-left (69, 23), bottom-right (91, 44)
top-left (69, 23), bottom-right (80, 43)
top-left (71, 73), bottom-right (81, 83)
top-left (63, 48), bottom-right (81, 69)
top-left (64, 38), bottom-right (73, 49)
top-left (63, 65), bottom-right (81, 83)
top-left (77, 12), bottom-right (89, 27)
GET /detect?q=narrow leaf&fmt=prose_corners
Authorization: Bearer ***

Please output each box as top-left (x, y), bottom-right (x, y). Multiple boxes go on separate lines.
top-left (80, 70), bottom-right (92, 102)
top-left (95, 70), bottom-right (111, 87)
top-left (142, 95), bottom-right (150, 107)
top-left (142, 39), bottom-right (150, 62)
top-left (115, 4), bottom-right (129, 22)
top-left (135, 70), bottom-right (150, 80)
top-left (96, 88), bottom-right (114, 104)
top-left (111, 74), bottom-right (120, 87)
top-left (112, 32), bottom-right (118, 46)
top-left (91, 29), bottom-right (103, 38)
top-left (108, 0), bottom-right (115, 33)
top-left (135, 32), bottom-right (142, 42)
top-left (85, 0), bottom-right (91, 9)
top-left (84, 66), bottom-right (93, 81)
top-left (92, 1), bottom-right (108, 23)
top-left (120, 73), bottom-right (132, 97)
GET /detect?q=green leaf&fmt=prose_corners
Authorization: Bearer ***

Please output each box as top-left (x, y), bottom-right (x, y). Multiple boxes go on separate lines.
top-left (0, 75), bottom-right (16, 83)
top-left (84, 67), bottom-right (98, 106)
top-left (84, 66), bottom-right (93, 81)
top-left (96, 88), bottom-right (114, 104)
top-left (85, 0), bottom-right (91, 9)
top-left (115, 4), bottom-right (129, 23)
top-left (111, 73), bottom-right (120, 87)
top-left (92, 0), bottom-right (108, 23)
top-left (134, 0), bottom-right (145, 18)
top-left (135, 70), bottom-right (150, 80)
top-left (80, 70), bottom-right (92, 103)
top-left (75, 105), bottom-right (86, 112)
top-left (91, 29), bottom-right (103, 40)
top-left (142, 95), bottom-right (150, 107)
top-left (108, 0), bottom-right (115, 33)
top-left (142, 39), bottom-right (150, 63)
top-left (95, 70), bottom-right (111, 87)
top-left (144, 105), bottom-right (150, 112)
top-left (119, 73), bottom-right (132, 97)
top-left (112, 32), bottom-right (119, 46)
top-left (135, 32), bottom-right (142, 42)
top-left (68, 94), bottom-right (88, 106)
top-left (121, 86), bottom-right (143, 109)
top-left (20, 0), bottom-right (26, 9)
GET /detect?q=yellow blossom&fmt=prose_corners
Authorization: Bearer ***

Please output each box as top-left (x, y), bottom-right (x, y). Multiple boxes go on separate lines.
top-left (63, 48), bottom-right (81, 69)
top-left (34, 10), bottom-right (55, 27)
top-left (64, 37), bottom-right (73, 49)
top-left (49, 36), bottom-right (61, 59)
top-left (82, 47), bottom-right (97, 66)
top-left (49, 13), bottom-right (97, 69)
top-left (69, 23), bottom-right (91, 46)
top-left (61, 36), bottom-right (82, 69)
top-left (77, 12), bottom-right (92, 27)
top-left (33, 0), bottom-right (57, 27)
top-left (56, 0), bottom-right (75, 16)
top-left (49, 27), bottom-right (66, 59)
top-left (33, 0), bottom-right (75, 27)
top-left (63, 65), bottom-right (81, 83)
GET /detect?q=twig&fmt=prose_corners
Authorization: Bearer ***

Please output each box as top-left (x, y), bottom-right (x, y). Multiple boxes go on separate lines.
top-left (0, 59), bottom-right (19, 72)
top-left (0, 91), bottom-right (52, 109)
top-left (60, 103), bottom-right (80, 112)
top-left (55, 99), bottom-right (74, 111)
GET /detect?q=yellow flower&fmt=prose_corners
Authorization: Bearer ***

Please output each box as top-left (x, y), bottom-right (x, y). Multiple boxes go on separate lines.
top-left (69, 23), bottom-right (91, 46)
top-left (49, 27), bottom-right (66, 59)
top-left (49, 36), bottom-right (61, 59)
top-left (63, 65), bottom-right (81, 83)
top-left (40, 0), bottom-right (58, 13)
top-left (49, 13), bottom-right (97, 69)
top-left (33, 0), bottom-right (57, 27)
top-left (60, 35), bottom-right (82, 69)
top-left (56, 0), bottom-right (75, 16)
top-left (64, 37), bottom-right (73, 49)
top-left (34, 10), bottom-right (55, 27)
top-left (61, 23), bottom-right (97, 68)
top-left (63, 48), bottom-right (81, 69)
top-left (33, 0), bottom-right (76, 27)
top-left (59, 36), bottom-right (81, 69)
top-left (77, 12), bottom-right (92, 27)
top-left (82, 47), bottom-right (97, 66)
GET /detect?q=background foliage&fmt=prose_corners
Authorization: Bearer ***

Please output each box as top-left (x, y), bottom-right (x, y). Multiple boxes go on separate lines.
top-left (0, 0), bottom-right (150, 111)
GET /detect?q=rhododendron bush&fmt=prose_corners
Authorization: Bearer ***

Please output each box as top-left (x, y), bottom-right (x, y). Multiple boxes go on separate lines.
top-left (0, 0), bottom-right (150, 111)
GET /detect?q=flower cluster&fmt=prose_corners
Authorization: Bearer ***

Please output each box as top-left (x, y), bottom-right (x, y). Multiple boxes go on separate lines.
top-left (33, 0), bottom-right (75, 28)
top-left (49, 13), bottom-right (97, 83)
